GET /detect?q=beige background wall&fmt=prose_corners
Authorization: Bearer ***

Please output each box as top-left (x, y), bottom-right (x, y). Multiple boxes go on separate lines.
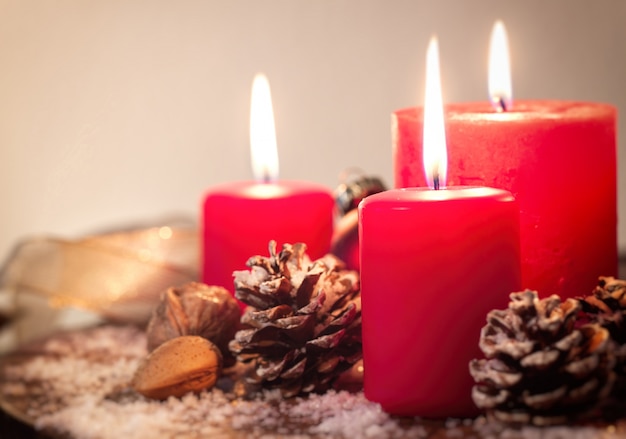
top-left (0, 0), bottom-right (625, 260)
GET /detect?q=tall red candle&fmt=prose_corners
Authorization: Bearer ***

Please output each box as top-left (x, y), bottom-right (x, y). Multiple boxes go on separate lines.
top-left (394, 108), bottom-right (616, 301)
top-left (360, 37), bottom-right (521, 418)
top-left (393, 23), bottom-right (617, 298)
top-left (201, 74), bottom-right (334, 297)
top-left (359, 187), bottom-right (521, 417)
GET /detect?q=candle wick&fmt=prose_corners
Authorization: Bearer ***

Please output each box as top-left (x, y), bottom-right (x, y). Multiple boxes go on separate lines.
top-left (259, 168), bottom-right (275, 184)
top-left (495, 96), bottom-right (508, 113)
top-left (433, 174), bottom-right (440, 190)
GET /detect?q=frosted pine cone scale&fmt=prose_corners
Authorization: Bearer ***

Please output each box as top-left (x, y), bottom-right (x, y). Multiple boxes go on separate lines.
top-left (578, 276), bottom-right (626, 397)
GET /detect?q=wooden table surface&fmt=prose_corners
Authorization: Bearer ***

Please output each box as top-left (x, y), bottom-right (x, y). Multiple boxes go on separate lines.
top-left (2, 258), bottom-right (625, 439)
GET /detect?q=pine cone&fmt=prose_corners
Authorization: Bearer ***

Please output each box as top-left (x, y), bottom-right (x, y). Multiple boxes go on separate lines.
top-left (578, 276), bottom-right (626, 397)
top-left (229, 241), bottom-right (361, 397)
top-left (470, 290), bottom-right (616, 426)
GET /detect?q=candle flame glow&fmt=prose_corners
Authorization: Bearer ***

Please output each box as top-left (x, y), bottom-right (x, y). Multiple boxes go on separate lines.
top-left (423, 36), bottom-right (447, 190)
top-left (250, 73), bottom-right (279, 182)
top-left (488, 20), bottom-right (512, 112)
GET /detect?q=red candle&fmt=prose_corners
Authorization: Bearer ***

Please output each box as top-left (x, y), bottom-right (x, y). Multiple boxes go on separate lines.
top-left (201, 74), bottom-right (334, 298)
top-left (359, 37), bottom-right (521, 418)
top-left (393, 23), bottom-right (617, 298)
top-left (360, 187), bottom-right (520, 417)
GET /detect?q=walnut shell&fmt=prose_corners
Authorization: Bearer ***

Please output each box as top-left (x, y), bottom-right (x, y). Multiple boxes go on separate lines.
top-left (132, 335), bottom-right (222, 400)
top-left (146, 282), bottom-right (240, 365)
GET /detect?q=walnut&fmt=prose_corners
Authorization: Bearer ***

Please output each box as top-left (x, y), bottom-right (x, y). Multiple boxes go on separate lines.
top-left (146, 282), bottom-right (240, 365)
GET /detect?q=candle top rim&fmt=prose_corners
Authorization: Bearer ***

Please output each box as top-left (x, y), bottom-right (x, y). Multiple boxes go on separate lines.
top-left (393, 100), bottom-right (616, 122)
top-left (203, 180), bottom-right (333, 199)
top-left (360, 186), bottom-right (515, 206)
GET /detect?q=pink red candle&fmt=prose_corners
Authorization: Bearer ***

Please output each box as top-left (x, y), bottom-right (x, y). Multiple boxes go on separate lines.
top-left (201, 74), bottom-right (334, 297)
top-left (359, 187), bottom-right (521, 417)
top-left (359, 37), bottom-right (521, 418)
top-left (393, 23), bottom-right (617, 299)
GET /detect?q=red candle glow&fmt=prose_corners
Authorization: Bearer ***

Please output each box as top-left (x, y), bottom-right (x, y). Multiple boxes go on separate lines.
top-left (201, 74), bottom-right (334, 300)
top-left (393, 21), bottom-right (617, 298)
top-left (359, 37), bottom-right (521, 417)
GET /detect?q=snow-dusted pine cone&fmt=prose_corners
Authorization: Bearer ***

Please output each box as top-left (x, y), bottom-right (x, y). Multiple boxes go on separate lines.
top-left (229, 241), bottom-right (361, 397)
top-left (470, 290), bottom-right (616, 426)
top-left (579, 276), bottom-right (626, 397)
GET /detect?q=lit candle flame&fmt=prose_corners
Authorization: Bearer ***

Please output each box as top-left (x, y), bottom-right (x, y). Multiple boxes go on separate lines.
top-left (423, 36), bottom-right (447, 190)
top-left (488, 20), bottom-right (512, 112)
top-left (250, 73), bottom-right (279, 182)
